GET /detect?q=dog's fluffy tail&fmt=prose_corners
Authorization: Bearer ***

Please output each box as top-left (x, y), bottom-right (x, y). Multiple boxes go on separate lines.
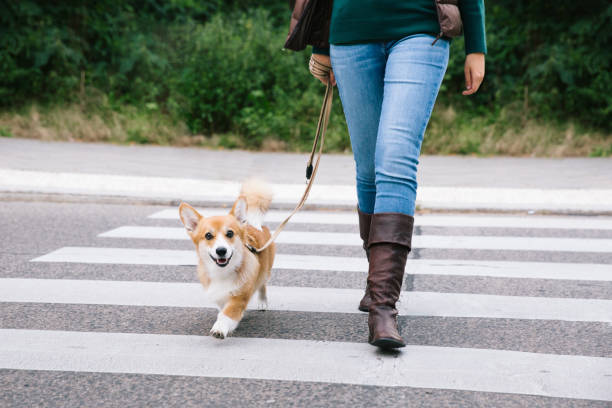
top-left (235, 178), bottom-right (273, 230)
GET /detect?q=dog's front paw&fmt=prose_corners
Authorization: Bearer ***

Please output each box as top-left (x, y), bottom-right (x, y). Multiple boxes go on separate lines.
top-left (210, 327), bottom-right (226, 339)
top-left (210, 320), bottom-right (229, 339)
top-left (210, 313), bottom-right (239, 340)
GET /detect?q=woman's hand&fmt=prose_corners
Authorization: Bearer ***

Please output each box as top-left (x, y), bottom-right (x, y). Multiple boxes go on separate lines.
top-left (462, 52), bottom-right (485, 95)
top-left (310, 53), bottom-right (336, 86)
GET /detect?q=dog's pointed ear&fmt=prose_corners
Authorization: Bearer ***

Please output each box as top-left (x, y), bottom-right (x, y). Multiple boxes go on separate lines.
top-left (231, 197), bottom-right (248, 225)
top-left (179, 202), bottom-right (201, 232)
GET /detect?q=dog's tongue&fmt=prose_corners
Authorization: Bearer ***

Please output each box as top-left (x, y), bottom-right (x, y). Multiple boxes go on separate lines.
top-left (218, 258), bottom-right (227, 263)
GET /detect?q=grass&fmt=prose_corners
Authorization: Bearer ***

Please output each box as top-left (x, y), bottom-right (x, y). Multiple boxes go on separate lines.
top-left (424, 104), bottom-right (612, 157)
top-left (0, 89), bottom-right (333, 151)
top-left (1, 92), bottom-right (610, 157)
top-left (0, 94), bottom-right (190, 146)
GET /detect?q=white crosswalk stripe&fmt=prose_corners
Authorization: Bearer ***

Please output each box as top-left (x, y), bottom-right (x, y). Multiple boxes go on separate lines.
top-left (3, 278), bottom-right (610, 322)
top-left (31, 246), bottom-right (612, 281)
top-left (2, 329), bottom-right (610, 401)
top-left (98, 226), bottom-right (612, 252)
top-left (150, 208), bottom-right (612, 230)
top-left (4, 206), bottom-right (612, 403)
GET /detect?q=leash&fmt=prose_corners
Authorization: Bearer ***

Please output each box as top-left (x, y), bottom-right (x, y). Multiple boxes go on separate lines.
top-left (246, 57), bottom-right (333, 254)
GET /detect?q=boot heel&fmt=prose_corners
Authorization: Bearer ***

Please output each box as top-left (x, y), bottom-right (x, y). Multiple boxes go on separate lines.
top-left (370, 337), bottom-right (406, 349)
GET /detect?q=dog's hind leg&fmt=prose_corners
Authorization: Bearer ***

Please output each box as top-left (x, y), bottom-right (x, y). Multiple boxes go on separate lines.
top-left (257, 285), bottom-right (268, 311)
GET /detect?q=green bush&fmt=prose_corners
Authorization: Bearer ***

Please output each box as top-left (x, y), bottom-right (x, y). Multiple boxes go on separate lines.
top-left (442, 0), bottom-right (612, 131)
top-left (174, 9), bottom-right (348, 150)
top-left (0, 0), bottom-right (288, 107)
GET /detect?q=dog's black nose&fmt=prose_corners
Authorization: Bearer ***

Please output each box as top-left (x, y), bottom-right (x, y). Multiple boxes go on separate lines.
top-left (216, 247), bottom-right (227, 257)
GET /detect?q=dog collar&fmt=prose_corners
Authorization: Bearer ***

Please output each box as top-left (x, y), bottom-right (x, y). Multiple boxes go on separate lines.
top-left (245, 243), bottom-right (258, 254)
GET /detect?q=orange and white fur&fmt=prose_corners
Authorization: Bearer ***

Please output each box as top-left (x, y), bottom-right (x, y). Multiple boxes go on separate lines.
top-left (179, 179), bottom-right (276, 339)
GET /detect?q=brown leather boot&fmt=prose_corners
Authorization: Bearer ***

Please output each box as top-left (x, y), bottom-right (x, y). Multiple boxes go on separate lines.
top-left (357, 206), bottom-right (373, 312)
top-left (366, 212), bottom-right (414, 349)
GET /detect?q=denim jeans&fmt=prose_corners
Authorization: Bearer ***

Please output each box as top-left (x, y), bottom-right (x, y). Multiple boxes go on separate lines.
top-left (330, 34), bottom-right (449, 216)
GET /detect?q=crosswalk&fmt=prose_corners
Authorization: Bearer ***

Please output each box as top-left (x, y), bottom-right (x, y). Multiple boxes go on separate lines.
top-left (2, 206), bottom-right (612, 405)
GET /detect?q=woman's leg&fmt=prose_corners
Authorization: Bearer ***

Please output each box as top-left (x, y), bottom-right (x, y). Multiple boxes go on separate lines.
top-left (374, 35), bottom-right (449, 215)
top-left (330, 43), bottom-right (386, 214)
top-left (367, 35), bottom-right (449, 348)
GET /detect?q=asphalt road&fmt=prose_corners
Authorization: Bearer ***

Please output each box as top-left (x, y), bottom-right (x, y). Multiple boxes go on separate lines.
top-left (1, 198), bottom-right (611, 407)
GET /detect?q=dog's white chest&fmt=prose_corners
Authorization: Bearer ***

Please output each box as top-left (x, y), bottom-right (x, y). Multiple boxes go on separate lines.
top-left (205, 278), bottom-right (239, 308)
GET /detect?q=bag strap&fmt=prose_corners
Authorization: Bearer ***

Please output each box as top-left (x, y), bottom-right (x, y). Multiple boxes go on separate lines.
top-left (248, 58), bottom-right (333, 253)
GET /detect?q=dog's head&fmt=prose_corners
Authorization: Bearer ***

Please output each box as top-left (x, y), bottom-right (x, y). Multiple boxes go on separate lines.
top-left (179, 200), bottom-right (249, 275)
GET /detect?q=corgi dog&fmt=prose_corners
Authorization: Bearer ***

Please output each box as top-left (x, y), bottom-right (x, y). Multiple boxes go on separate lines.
top-left (178, 178), bottom-right (275, 339)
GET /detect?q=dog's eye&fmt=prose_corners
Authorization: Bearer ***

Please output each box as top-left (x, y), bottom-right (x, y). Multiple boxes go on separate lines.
top-left (205, 232), bottom-right (213, 240)
top-left (226, 230), bottom-right (234, 238)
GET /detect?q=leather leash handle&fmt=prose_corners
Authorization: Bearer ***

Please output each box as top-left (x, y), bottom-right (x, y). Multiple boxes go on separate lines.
top-left (252, 65), bottom-right (333, 253)
top-left (305, 56), bottom-right (331, 182)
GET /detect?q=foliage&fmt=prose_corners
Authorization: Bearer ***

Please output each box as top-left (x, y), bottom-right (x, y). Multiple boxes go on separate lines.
top-left (443, 0), bottom-right (612, 131)
top-left (174, 10), bottom-right (348, 150)
top-left (0, 0), bottom-right (609, 154)
top-left (0, 0), bottom-right (288, 107)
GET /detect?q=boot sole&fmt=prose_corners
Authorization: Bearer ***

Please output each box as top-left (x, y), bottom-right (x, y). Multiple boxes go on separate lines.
top-left (370, 337), bottom-right (406, 349)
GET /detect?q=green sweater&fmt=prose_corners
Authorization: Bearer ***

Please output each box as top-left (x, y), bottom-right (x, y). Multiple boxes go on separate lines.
top-left (314, 0), bottom-right (486, 56)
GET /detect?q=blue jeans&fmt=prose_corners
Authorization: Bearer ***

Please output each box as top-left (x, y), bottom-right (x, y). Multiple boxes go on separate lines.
top-left (330, 34), bottom-right (449, 216)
